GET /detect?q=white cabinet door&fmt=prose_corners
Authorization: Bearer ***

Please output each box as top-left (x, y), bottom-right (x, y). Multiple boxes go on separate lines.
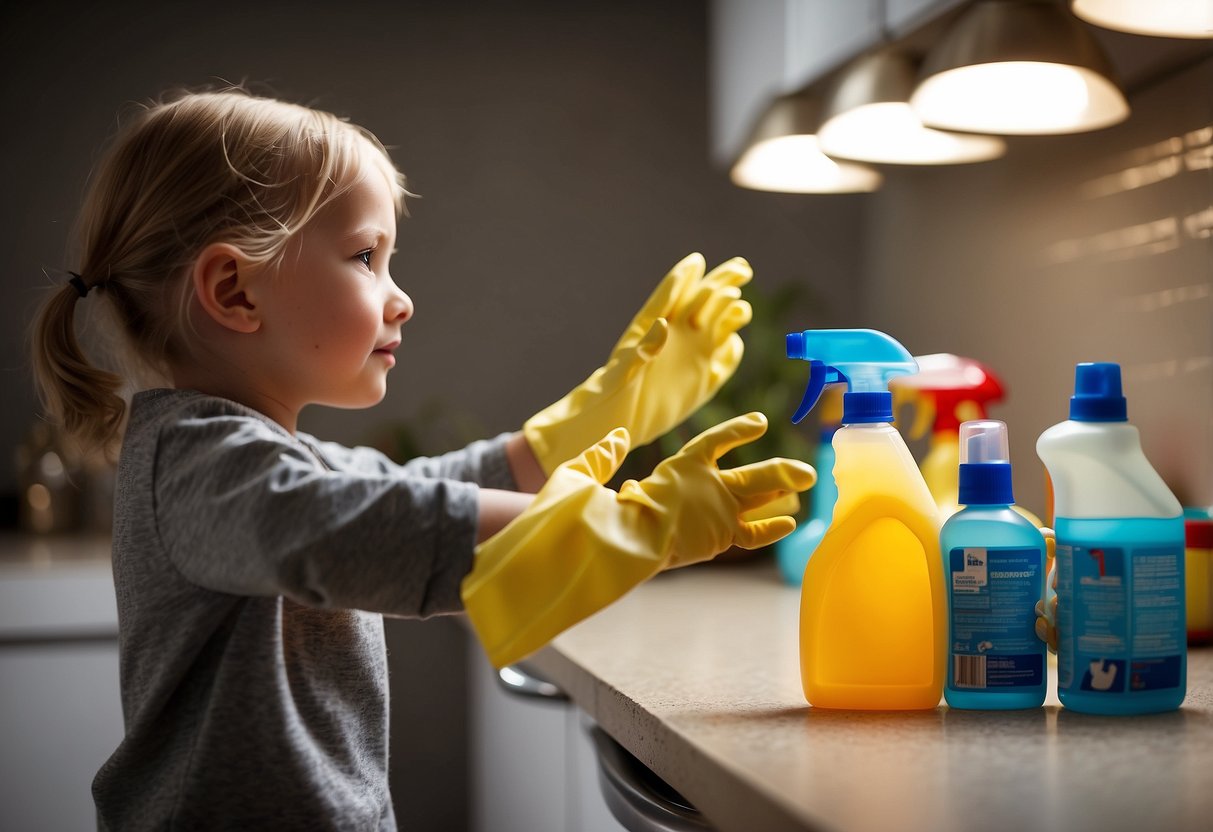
top-left (0, 642), bottom-right (123, 832)
top-left (468, 641), bottom-right (625, 832)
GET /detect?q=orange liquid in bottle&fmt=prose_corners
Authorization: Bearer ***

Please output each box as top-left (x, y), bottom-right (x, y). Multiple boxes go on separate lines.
top-left (799, 423), bottom-right (945, 710)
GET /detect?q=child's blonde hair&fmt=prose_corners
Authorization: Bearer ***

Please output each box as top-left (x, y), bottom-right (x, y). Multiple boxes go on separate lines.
top-left (31, 87), bottom-right (407, 454)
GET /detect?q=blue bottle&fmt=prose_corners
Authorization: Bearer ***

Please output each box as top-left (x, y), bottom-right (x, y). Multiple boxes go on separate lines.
top-left (1037, 363), bottom-right (1186, 715)
top-left (942, 420), bottom-right (1047, 709)
top-left (775, 387), bottom-right (841, 585)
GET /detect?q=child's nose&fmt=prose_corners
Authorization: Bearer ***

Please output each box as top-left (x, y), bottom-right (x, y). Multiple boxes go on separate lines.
top-left (386, 281), bottom-right (414, 323)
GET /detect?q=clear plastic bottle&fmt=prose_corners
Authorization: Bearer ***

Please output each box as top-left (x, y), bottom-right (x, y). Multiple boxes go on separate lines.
top-left (942, 421), bottom-right (1047, 710)
top-left (1037, 363), bottom-right (1185, 715)
top-left (788, 329), bottom-right (945, 710)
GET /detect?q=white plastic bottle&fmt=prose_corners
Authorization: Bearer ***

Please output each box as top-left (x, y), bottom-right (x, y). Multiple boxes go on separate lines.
top-left (1037, 363), bottom-right (1185, 715)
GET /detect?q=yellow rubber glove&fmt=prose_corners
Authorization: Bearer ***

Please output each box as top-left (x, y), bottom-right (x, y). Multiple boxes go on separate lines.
top-left (463, 412), bottom-right (815, 668)
top-left (1034, 549), bottom-right (1059, 653)
top-left (523, 253), bottom-right (754, 475)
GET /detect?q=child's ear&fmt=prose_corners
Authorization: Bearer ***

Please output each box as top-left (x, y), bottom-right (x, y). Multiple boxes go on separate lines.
top-left (192, 243), bottom-right (262, 334)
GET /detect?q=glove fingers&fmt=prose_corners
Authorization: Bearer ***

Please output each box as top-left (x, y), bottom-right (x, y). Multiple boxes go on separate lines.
top-left (702, 257), bottom-right (753, 291)
top-left (683, 411), bottom-right (768, 461)
top-left (666, 252), bottom-right (708, 314)
top-left (706, 297), bottom-right (752, 339)
top-left (739, 490), bottom-right (801, 519)
top-left (563, 427), bottom-right (631, 484)
top-left (733, 515), bottom-right (797, 550)
top-left (691, 284), bottom-right (743, 330)
top-left (720, 457), bottom-right (817, 498)
top-left (611, 254), bottom-right (702, 354)
top-left (636, 317), bottom-right (670, 360)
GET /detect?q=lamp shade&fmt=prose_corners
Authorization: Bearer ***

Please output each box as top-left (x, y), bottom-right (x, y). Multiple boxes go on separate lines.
top-left (911, 0), bottom-right (1130, 135)
top-left (818, 47), bottom-right (1006, 165)
top-left (1072, 0), bottom-right (1213, 39)
top-left (730, 90), bottom-right (882, 193)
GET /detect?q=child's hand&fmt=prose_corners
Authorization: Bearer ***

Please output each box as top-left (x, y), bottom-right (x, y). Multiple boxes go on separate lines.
top-left (462, 412), bottom-right (815, 668)
top-left (522, 253), bottom-right (753, 475)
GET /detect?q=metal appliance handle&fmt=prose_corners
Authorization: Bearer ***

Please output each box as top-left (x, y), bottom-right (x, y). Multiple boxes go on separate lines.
top-left (494, 661), bottom-right (569, 701)
top-left (587, 722), bottom-right (713, 832)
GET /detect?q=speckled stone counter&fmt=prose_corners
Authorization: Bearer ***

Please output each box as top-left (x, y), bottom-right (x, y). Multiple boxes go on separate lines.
top-left (529, 556), bottom-right (1213, 832)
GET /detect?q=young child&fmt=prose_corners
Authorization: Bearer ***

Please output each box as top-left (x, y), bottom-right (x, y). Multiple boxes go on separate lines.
top-left (31, 88), bottom-right (814, 830)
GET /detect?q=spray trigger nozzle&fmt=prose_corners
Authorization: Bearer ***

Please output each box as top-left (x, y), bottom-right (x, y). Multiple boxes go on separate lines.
top-left (791, 360), bottom-right (847, 424)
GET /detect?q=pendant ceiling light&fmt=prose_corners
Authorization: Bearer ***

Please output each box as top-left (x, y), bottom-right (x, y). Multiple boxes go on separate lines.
top-left (910, 0), bottom-right (1130, 135)
top-left (730, 89), bottom-right (882, 193)
top-left (1072, 0), bottom-right (1213, 39)
top-left (818, 46), bottom-right (1007, 165)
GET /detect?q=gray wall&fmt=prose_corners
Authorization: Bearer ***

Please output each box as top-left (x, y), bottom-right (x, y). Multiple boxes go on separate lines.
top-left (1, 0), bottom-right (864, 501)
top-left (862, 54), bottom-right (1213, 519)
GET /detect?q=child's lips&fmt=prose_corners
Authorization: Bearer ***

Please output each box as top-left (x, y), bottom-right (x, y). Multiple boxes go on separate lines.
top-left (373, 340), bottom-right (400, 365)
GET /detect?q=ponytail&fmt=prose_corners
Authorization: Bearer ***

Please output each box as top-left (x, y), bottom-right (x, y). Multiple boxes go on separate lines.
top-left (31, 279), bottom-right (126, 455)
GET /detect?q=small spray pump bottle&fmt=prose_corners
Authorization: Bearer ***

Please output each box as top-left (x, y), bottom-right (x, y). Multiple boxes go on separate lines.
top-left (942, 420), bottom-right (1048, 710)
top-left (788, 329), bottom-right (945, 710)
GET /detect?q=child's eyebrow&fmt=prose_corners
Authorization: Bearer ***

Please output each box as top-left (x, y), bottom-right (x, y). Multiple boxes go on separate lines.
top-left (341, 226), bottom-right (392, 244)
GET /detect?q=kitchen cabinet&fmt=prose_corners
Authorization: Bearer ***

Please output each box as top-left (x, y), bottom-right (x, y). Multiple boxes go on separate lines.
top-left (468, 639), bottom-right (625, 832)
top-left (710, 0), bottom-right (882, 165)
top-left (710, 0), bottom-right (973, 166)
top-left (886, 0), bottom-right (969, 36)
top-left (0, 535), bottom-right (121, 832)
top-left (528, 556), bottom-right (1213, 832)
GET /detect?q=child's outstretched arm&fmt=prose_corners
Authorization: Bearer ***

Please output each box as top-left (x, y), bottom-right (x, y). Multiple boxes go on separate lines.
top-left (522, 253), bottom-right (753, 475)
top-left (461, 412), bottom-right (816, 668)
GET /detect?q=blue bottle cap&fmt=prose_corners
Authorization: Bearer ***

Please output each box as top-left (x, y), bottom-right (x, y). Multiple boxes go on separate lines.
top-left (1069, 362), bottom-right (1127, 422)
top-left (842, 391), bottom-right (893, 424)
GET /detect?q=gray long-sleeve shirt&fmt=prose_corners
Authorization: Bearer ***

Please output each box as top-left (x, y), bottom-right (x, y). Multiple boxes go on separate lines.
top-left (92, 388), bottom-right (516, 831)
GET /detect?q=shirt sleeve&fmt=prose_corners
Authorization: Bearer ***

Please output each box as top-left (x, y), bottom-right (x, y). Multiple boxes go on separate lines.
top-left (153, 413), bottom-right (479, 617)
top-left (302, 433), bottom-right (518, 490)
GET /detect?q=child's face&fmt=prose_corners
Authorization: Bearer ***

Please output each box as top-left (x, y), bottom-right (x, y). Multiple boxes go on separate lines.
top-left (259, 163), bottom-right (412, 411)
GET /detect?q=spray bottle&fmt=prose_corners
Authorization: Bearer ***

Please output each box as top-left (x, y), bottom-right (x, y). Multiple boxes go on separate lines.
top-left (942, 420), bottom-right (1048, 709)
top-left (775, 386), bottom-right (842, 586)
top-left (788, 329), bottom-right (945, 710)
top-left (1037, 363), bottom-right (1185, 715)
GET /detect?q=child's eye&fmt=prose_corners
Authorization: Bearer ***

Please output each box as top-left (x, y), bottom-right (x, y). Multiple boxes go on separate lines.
top-left (357, 249), bottom-right (374, 268)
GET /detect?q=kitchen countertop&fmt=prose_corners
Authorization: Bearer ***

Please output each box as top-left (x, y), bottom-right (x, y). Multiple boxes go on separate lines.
top-left (529, 556), bottom-right (1213, 832)
top-left (0, 533), bottom-right (116, 639)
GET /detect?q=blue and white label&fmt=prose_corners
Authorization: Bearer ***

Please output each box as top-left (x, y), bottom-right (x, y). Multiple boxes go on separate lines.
top-left (1056, 542), bottom-right (1184, 694)
top-left (948, 547), bottom-right (1043, 689)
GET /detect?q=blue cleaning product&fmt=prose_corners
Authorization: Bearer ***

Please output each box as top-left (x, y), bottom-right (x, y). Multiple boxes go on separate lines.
top-left (775, 387), bottom-right (841, 586)
top-left (1037, 363), bottom-right (1186, 715)
top-left (942, 420), bottom-right (1047, 710)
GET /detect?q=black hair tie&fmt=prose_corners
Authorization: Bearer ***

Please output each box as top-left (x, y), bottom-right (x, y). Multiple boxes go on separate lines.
top-left (68, 272), bottom-right (92, 298)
